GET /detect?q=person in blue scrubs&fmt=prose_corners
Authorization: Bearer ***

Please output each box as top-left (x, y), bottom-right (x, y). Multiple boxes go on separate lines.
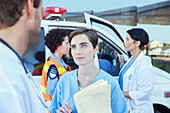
top-left (49, 28), bottom-right (128, 113)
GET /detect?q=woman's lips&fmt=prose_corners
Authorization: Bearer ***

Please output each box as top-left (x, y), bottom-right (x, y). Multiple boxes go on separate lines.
top-left (75, 57), bottom-right (84, 60)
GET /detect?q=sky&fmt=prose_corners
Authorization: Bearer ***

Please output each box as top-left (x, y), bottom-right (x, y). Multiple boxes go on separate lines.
top-left (43, 0), bottom-right (170, 44)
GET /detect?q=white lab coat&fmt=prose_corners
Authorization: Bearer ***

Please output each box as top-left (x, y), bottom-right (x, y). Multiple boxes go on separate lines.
top-left (119, 51), bottom-right (154, 113)
top-left (0, 43), bottom-right (47, 113)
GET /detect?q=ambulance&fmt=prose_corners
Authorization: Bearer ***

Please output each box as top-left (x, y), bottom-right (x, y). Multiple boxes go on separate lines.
top-left (23, 6), bottom-right (170, 113)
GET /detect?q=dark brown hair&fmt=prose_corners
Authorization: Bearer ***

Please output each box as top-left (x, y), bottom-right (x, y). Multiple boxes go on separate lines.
top-left (44, 28), bottom-right (68, 53)
top-left (127, 28), bottom-right (149, 50)
top-left (0, 0), bottom-right (41, 28)
top-left (69, 28), bottom-right (98, 49)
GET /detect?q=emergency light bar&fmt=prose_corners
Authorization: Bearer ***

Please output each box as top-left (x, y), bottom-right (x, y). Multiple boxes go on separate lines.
top-left (164, 91), bottom-right (170, 98)
top-left (42, 6), bottom-right (67, 20)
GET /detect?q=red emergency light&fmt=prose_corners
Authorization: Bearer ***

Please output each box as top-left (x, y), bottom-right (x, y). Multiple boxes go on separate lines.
top-left (42, 6), bottom-right (67, 19)
top-left (164, 91), bottom-right (170, 98)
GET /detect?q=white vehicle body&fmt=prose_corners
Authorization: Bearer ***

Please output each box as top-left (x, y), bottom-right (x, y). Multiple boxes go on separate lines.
top-left (25, 13), bottom-right (170, 113)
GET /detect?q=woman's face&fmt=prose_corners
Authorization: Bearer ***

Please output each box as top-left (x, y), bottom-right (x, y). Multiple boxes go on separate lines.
top-left (70, 34), bottom-right (98, 66)
top-left (58, 36), bottom-right (70, 55)
top-left (124, 34), bottom-right (137, 52)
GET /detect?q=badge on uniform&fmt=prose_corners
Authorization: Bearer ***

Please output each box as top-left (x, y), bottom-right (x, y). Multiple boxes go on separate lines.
top-left (49, 73), bottom-right (57, 79)
top-left (48, 66), bottom-right (59, 79)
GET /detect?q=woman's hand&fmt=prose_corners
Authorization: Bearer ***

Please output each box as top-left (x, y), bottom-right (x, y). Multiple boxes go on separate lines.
top-left (117, 55), bottom-right (124, 67)
top-left (57, 101), bottom-right (72, 113)
top-left (122, 91), bottom-right (131, 99)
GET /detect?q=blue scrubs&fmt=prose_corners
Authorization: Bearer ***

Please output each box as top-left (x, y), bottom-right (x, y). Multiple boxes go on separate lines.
top-left (46, 54), bottom-right (68, 95)
top-left (49, 69), bottom-right (128, 113)
top-left (119, 59), bottom-right (136, 90)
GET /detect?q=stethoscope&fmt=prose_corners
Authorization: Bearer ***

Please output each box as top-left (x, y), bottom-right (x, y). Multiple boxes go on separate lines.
top-left (0, 38), bottom-right (28, 74)
top-left (0, 38), bottom-right (47, 107)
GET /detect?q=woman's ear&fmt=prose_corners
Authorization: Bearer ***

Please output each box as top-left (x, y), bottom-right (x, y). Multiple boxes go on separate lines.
top-left (94, 45), bottom-right (98, 55)
top-left (136, 41), bottom-right (141, 47)
top-left (56, 46), bottom-right (60, 50)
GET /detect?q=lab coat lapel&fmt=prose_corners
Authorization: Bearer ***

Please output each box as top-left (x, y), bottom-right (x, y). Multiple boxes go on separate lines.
top-left (27, 72), bottom-right (48, 108)
top-left (119, 57), bottom-right (132, 76)
top-left (120, 51), bottom-right (144, 77)
top-left (121, 51), bottom-right (144, 91)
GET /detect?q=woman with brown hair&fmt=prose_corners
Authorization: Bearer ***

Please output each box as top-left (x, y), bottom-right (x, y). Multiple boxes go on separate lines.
top-left (49, 28), bottom-right (128, 113)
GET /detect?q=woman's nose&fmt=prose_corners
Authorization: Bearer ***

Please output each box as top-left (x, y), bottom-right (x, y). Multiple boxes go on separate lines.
top-left (75, 47), bottom-right (82, 55)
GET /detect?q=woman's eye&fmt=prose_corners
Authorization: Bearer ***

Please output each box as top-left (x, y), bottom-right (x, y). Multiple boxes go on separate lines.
top-left (71, 45), bottom-right (76, 49)
top-left (81, 44), bottom-right (87, 48)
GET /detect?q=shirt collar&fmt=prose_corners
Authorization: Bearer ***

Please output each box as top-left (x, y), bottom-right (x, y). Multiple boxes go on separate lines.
top-left (50, 53), bottom-right (67, 69)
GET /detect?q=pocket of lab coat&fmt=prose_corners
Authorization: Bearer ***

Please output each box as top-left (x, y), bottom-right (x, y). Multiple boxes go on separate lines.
top-left (123, 76), bottom-right (130, 91)
top-left (128, 76), bottom-right (136, 91)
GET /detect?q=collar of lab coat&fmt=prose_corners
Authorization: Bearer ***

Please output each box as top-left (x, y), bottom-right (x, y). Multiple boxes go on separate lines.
top-left (0, 42), bottom-right (48, 108)
top-left (0, 42), bottom-right (19, 64)
top-left (119, 51), bottom-right (145, 77)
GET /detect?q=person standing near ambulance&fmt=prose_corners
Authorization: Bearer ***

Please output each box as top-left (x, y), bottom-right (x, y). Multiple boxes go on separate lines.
top-left (0, 0), bottom-right (47, 113)
top-left (48, 28), bottom-right (128, 113)
top-left (118, 28), bottom-right (154, 113)
top-left (41, 29), bottom-right (71, 105)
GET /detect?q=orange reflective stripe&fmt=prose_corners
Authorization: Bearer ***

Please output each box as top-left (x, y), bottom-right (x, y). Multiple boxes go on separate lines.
top-left (67, 65), bottom-right (72, 71)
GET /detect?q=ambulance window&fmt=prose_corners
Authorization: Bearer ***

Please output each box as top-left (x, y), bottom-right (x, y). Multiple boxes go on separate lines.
top-left (98, 36), bottom-right (120, 76)
top-left (92, 21), bottom-right (123, 45)
top-left (22, 27), bottom-right (45, 76)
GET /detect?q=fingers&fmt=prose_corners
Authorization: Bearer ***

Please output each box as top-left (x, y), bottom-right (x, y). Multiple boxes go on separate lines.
top-left (65, 101), bottom-right (71, 110)
top-left (117, 55), bottom-right (124, 67)
top-left (65, 101), bottom-right (72, 113)
top-left (62, 103), bottom-right (70, 112)
top-left (118, 55), bottom-right (124, 61)
top-left (57, 101), bottom-right (72, 113)
top-left (56, 110), bottom-right (62, 113)
top-left (118, 55), bottom-right (123, 59)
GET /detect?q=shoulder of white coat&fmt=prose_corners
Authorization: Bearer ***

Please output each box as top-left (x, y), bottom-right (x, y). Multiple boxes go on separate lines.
top-left (136, 56), bottom-right (153, 73)
top-left (138, 54), bottom-right (151, 64)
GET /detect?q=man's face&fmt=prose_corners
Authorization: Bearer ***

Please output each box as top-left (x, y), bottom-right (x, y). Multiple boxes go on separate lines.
top-left (28, 0), bottom-right (42, 46)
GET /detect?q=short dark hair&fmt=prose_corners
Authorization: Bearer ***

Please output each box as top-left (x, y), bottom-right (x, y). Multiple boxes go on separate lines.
top-left (69, 28), bottom-right (98, 49)
top-left (127, 28), bottom-right (149, 49)
top-left (0, 0), bottom-right (41, 29)
top-left (44, 29), bottom-right (68, 53)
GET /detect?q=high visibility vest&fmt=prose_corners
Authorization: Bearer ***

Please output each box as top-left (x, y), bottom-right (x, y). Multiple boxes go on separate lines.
top-left (41, 57), bottom-right (71, 101)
